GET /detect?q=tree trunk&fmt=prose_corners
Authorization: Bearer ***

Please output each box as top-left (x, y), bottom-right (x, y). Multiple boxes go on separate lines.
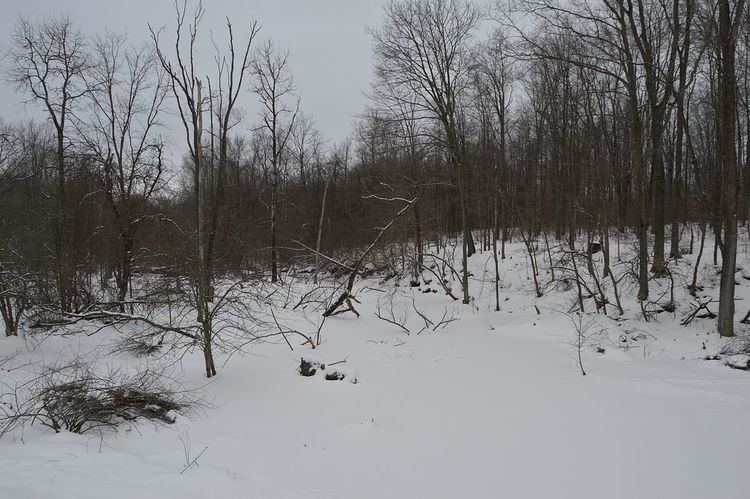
top-left (116, 232), bottom-right (133, 313)
top-left (716, 0), bottom-right (744, 337)
top-left (313, 179), bottom-right (329, 284)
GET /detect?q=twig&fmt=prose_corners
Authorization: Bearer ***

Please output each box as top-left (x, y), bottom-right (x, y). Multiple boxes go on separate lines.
top-left (180, 446), bottom-right (208, 474)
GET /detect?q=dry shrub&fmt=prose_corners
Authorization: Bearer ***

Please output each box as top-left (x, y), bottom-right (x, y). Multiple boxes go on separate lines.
top-left (111, 336), bottom-right (164, 358)
top-left (1, 360), bottom-right (194, 437)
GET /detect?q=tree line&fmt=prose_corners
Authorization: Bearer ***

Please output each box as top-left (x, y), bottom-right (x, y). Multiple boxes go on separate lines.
top-left (0, 0), bottom-right (748, 378)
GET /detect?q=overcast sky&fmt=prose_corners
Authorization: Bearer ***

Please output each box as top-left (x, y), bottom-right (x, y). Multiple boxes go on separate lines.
top-left (0, 0), bottom-right (387, 143)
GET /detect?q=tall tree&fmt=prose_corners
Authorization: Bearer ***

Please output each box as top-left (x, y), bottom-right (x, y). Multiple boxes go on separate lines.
top-left (473, 28), bottom-right (514, 309)
top-left (84, 33), bottom-right (168, 311)
top-left (715, 0), bottom-right (747, 337)
top-left (370, 0), bottom-right (481, 304)
top-left (252, 40), bottom-right (299, 284)
top-left (10, 15), bottom-right (89, 312)
top-left (151, 1), bottom-right (259, 376)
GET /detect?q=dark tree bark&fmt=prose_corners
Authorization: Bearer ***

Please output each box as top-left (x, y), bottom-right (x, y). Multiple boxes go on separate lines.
top-left (716, 0), bottom-right (746, 337)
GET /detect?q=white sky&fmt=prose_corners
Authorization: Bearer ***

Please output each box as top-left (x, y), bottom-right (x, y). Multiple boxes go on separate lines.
top-left (0, 0), bottom-right (388, 143)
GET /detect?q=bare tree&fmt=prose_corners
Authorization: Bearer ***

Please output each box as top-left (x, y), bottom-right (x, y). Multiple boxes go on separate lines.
top-left (252, 40), bottom-right (299, 283)
top-left (289, 112), bottom-right (323, 189)
top-left (9, 15), bottom-right (90, 312)
top-left (715, 0), bottom-right (747, 337)
top-left (370, 0), bottom-right (482, 304)
top-left (83, 33), bottom-right (168, 311)
top-left (473, 28), bottom-right (515, 310)
top-left (669, 0), bottom-right (697, 260)
top-left (151, 0), bottom-right (260, 377)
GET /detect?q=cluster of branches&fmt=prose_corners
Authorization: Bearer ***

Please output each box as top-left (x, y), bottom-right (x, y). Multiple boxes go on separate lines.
top-left (0, 358), bottom-right (194, 436)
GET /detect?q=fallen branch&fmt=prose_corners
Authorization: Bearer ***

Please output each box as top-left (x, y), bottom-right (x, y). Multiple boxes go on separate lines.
top-left (681, 299), bottom-right (717, 326)
top-left (181, 446), bottom-right (208, 474)
top-left (288, 241), bottom-right (355, 272)
top-left (35, 308), bottom-right (199, 341)
top-left (323, 197), bottom-right (417, 317)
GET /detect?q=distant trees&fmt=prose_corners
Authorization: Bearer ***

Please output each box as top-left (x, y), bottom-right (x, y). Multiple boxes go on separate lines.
top-left (504, 0), bottom-right (748, 332)
top-left (1, 0), bottom-right (749, 362)
top-left (0, 122), bottom-right (28, 335)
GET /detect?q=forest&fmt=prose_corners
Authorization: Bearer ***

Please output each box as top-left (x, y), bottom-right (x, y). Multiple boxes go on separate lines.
top-left (1, 1), bottom-right (749, 498)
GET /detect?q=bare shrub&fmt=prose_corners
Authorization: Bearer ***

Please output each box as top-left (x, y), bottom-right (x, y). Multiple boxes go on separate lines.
top-left (567, 312), bottom-right (601, 376)
top-left (0, 359), bottom-right (194, 437)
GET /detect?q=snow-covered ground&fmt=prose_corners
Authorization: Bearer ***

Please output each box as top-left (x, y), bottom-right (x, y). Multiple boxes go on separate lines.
top-left (1, 234), bottom-right (750, 499)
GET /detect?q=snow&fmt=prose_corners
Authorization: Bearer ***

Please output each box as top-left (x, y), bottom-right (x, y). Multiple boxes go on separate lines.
top-left (725, 354), bottom-right (750, 370)
top-left (2, 236), bottom-right (750, 498)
